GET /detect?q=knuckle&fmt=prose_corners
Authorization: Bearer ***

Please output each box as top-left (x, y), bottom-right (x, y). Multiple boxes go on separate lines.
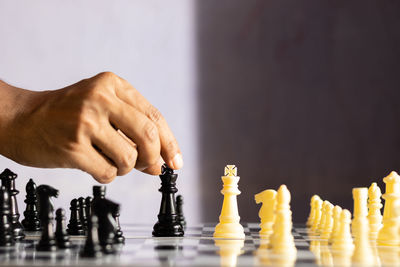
top-left (97, 71), bottom-right (118, 82)
top-left (77, 110), bottom-right (99, 133)
top-left (96, 167), bottom-right (117, 184)
top-left (120, 151), bottom-right (137, 170)
top-left (144, 121), bottom-right (159, 143)
top-left (147, 106), bottom-right (163, 123)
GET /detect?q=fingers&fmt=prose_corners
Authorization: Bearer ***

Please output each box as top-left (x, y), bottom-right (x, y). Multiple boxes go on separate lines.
top-left (72, 145), bottom-right (117, 184)
top-left (109, 100), bottom-right (161, 170)
top-left (114, 78), bottom-right (183, 170)
top-left (91, 124), bottom-right (138, 176)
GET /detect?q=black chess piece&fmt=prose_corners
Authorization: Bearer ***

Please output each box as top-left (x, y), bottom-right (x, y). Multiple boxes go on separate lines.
top-left (0, 186), bottom-right (14, 246)
top-left (113, 206), bottom-right (125, 244)
top-left (176, 195), bottom-right (186, 229)
top-left (92, 186), bottom-right (106, 200)
top-left (55, 208), bottom-right (71, 249)
top-left (80, 215), bottom-right (102, 258)
top-left (152, 164), bottom-right (184, 237)
top-left (67, 199), bottom-right (84, 235)
top-left (21, 179), bottom-right (41, 231)
top-left (0, 169), bottom-right (25, 240)
top-left (91, 193), bottom-right (119, 254)
top-left (85, 196), bottom-right (92, 220)
top-left (78, 197), bottom-right (88, 231)
top-left (36, 185), bottom-right (59, 251)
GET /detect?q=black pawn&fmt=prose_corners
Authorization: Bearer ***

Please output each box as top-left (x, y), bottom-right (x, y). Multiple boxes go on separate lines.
top-left (55, 208), bottom-right (71, 249)
top-left (36, 184), bottom-right (59, 251)
top-left (152, 164), bottom-right (184, 237)
top-left (67, 199), bottom-right (84, 235)
top-left (21, 179), bottom-right (41, 231)
top-left (92, 186), bottom-right (106, 200)
top-left (176, 195), bottom-right (186, 229)
top-left (0, 169), bottom-right (25, 240)
top-left (85, 196), bottom-right (92, 220)
top-left (0, 186), bottom-right (14, 246)
top-left (78, 197), bottom-right (88, 231)
top-left (113, 207), bottom-right (124, 244)
top-left (80, 215), bottom-right (102, 258)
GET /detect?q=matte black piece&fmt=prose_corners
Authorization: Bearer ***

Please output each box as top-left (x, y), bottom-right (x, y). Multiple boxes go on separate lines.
top-left (176, 195), bottom-right (187, 229)
top-left (91, 192), bottom-right (119, 254)
top-left (0, 186), bottom-right (14, 246)
top-left (21, 179), bottom-right (41, 231)
top-left (67, 199), bottom-right (84, 235)
top-left (78, 197), bottom-right (88, 231)
top-left (112, 206), bottom-right (124, 244)
top-left (55, 208), bottom-right (71, 249)
top-left (36, 185), bottom-right (59, 251)
top-left (0, 169), bottom-right (25, 240)
top-left (80, 215), bottom-right (102, 258)
top-left (152, 164), bottom-right (184, 237)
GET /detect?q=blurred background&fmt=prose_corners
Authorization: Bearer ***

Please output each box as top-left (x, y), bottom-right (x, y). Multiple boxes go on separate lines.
top-left (0, 0), bottom-right (400, 224)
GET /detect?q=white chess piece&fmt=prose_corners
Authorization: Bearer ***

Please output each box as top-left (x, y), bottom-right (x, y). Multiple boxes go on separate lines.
top-left (214, 165), bottom-right (245, 239)
top-left (254, 189), bottom-right (277, 237)
top-left (367, 182), bottom-right (383, 240)
top-left (351, 187), bottom-right (368, 238)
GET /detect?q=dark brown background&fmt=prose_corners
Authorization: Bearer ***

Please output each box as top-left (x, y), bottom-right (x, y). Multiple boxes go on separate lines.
top-left (197, 0), bottom-right (400, 222)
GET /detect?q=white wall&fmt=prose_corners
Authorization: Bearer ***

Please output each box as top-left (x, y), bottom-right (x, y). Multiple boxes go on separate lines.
top-left (0, 0), bottom-right (200, 224)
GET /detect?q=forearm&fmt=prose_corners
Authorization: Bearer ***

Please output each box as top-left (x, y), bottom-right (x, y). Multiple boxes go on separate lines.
top-left (0, 80), bottom-right (43, 157)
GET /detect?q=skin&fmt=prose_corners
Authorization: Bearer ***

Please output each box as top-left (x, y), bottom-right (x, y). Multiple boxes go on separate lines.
top-left (0, 72), bottom-right (183, 183)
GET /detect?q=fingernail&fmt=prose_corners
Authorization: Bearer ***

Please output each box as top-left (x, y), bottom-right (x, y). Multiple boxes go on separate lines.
top-left (172, 154), bottom-right (184, 169)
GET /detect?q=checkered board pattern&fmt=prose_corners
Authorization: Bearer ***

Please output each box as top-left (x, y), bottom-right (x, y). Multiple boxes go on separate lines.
top-left (0, 223), bottom-right (319, 266)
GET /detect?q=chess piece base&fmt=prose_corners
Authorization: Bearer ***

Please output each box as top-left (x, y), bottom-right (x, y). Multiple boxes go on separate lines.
top-left (152, 220), bottom-right (184, 237)
top-left (213, 222), bottom-right (245, 239)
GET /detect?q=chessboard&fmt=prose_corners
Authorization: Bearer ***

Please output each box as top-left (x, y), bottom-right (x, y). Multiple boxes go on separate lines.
top-left (0, 223), bottom-right (319, 266)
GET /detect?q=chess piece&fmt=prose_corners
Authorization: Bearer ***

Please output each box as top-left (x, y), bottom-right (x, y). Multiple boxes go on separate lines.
top-left (331, 209), bottom-right (354, 251)
top-left (317, 201), bottom-right (329, 234)
top-left (269, 185), bottom-right (296, 257)
top-left (21, 179), bottom-right (41, 231)
top-left (55, 208), bottom-right (71, 249)
top-left (93, 185), bottom-right (106, 200)
top-left (92, 195), bottom-right (119, 254)
top-left (377, 171), bottom-right (400, 246)
top-left (153, 164), bottom-right (184, 237)
top-left (85, 196), bottom-right (92, 220)
top-left (306, 195), bottom-right (321, 227)
top-left (352, 208), bottom-right (374, 265)
top-left (368, 182), bottom-right (383, 240)
top-left (329, 205), bottom-right (342, 244)
top-left (213, 165), bottom-right (244, 239)
top-left (36, 184), bottom-right (59, 251)
top-left (351, 187), bottom-right (368, 238)
top-left (0, 186), bottom-right (14, 246)
top-left (311, 198), bottom-right (323, 233)
top-left (113, 206), bottom-right (125, 244)
top-left (254, 189), bottom-right (277, 237)
top-left (176, 195), bottom-right (187, 229)
top-left (321, 202), bottom-right (334, 240)
top-left (80, 215), bottom-right (103, 258)
top-left (0, 168), bottom-right (24, 240)
top-left (67, 199), bottom-right (84, 235)
top-left (78, 197), bottom-right (88, 231)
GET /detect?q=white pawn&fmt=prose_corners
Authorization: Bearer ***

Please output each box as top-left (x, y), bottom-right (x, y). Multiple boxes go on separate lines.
top-left (351, 187), bottom-right (368, 238)
top-left (269, 185), bottom-right (296, 257)
top-left (311, 198), bottom-right (323, 233)
top-left (377, 171), bottom-right (400, 246)
top-left (329, 205), bottom-right (342, 244)
top-left (321, 202), bottom-right (334, 240)
top-left (367, 182), bottom-right (383, 240)
top-left (317, 201), bottom-right (329, 234)
top-left (332, 209), bottom-right (354, 251)
top-left (307, 195), bottom-right (321, 227)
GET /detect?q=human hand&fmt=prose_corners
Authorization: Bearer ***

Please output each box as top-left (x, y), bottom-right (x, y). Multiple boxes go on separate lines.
top-left (0, 72), bottom-right (183, 183)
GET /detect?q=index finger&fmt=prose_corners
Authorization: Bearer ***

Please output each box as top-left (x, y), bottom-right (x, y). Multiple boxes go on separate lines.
top-left (113, 77), bottom-right (183, 170)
